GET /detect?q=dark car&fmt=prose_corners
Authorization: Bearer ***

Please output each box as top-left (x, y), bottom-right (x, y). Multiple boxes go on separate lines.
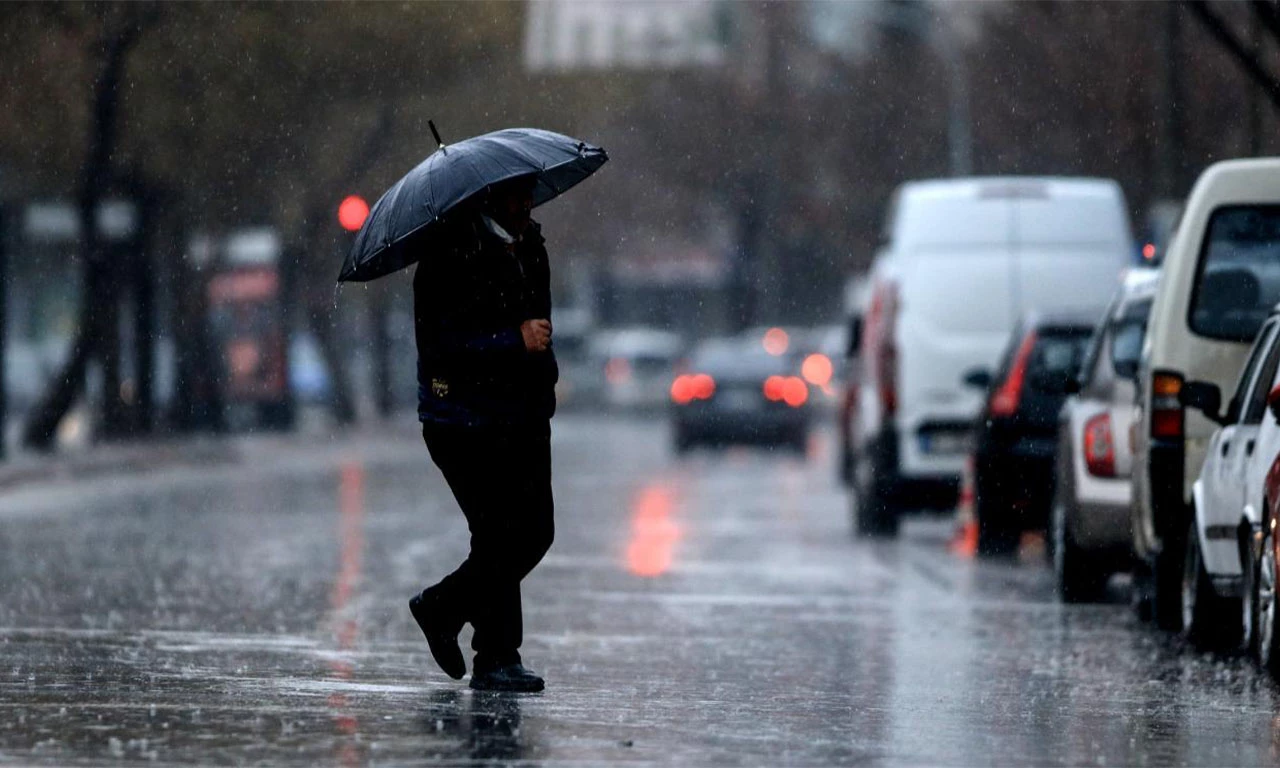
top-left (969, 314), bottom-right (1096, 556)
top-left (670, 339), bottom-right (810, 453)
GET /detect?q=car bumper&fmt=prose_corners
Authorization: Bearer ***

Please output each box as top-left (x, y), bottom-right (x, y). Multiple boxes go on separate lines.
top-left (673, 405), bottom-right (808, 442)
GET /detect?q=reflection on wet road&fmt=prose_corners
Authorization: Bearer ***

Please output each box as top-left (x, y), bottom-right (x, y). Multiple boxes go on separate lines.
top-left (2, 415), bottom-right (1280, 765)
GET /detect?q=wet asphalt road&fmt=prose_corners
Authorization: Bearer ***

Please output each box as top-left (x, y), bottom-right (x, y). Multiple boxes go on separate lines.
top-left (2, 414), bottom-right (1280, 766)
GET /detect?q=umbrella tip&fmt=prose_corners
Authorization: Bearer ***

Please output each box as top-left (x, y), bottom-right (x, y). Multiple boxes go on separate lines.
top-left (429, 120), bottom-right (445, 151)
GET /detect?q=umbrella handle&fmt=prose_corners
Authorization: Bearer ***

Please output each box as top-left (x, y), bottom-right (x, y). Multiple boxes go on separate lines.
top-left (429, 120), bottom-right (445, 151)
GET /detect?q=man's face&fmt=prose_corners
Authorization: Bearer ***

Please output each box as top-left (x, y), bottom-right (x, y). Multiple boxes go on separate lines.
top-left (495, 186), bottom-right (534, 236)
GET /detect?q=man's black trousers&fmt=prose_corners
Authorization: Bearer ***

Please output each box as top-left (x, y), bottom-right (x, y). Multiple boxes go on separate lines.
top-left (422, 420), bottom-right (554, 673)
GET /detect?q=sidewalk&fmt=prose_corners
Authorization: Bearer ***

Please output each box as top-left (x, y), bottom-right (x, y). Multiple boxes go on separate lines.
top-left (0, 417), bottom-right (427, 494)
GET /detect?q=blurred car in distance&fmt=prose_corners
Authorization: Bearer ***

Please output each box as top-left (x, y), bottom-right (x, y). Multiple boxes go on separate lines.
top-left (587, 327), bottom-right (684, 411)
top-left (967, 313), bottom-right (1095, 555)
top-left (669, 337), bottom-right (810, 453)
top-left (850, 176), bottom-right (1134, 536)
top-left (1130, 157), bottom-right (1280, 631)
top-left (1052, 268), bottom-right (1158, 601)
top-left (549, 306), bottom-right (593, 410)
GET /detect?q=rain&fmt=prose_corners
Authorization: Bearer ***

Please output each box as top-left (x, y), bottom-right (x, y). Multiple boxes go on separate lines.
top-left (2, 1), bottom-right (1280, 765)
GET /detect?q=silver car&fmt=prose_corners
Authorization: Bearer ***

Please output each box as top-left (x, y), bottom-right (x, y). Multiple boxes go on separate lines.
top-left (1052, 269), bottom-right (1159, 601)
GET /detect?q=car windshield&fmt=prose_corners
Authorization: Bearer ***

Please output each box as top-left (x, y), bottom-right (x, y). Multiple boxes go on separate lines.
top-left (1189, 205), bottom-right (1280, 342)
top-left (1028, 330), bottom-right (1092, 392)
top-left (691, 342), bottom-right (792, 378)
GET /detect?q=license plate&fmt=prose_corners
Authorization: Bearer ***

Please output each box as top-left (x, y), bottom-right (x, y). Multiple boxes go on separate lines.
top-left (719, 391), bottom-right (758, 411)
top-left (920, 431), bottom-right (970, 455)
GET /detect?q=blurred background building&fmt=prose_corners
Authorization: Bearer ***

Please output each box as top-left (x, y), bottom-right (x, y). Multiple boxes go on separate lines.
top-left (0, 0), bottom-right (1276, 452)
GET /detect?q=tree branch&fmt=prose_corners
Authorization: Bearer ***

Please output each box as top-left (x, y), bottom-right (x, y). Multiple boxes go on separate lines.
top-left (1185, 1), bottom-right (1280, 111)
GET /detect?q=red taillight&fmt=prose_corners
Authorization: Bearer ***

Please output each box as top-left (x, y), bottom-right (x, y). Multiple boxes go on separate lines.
top-left (1150, 371), bottom-right (1184, 440)
top-left (606, 357), bottom-right (632, 385)
top-left (671, 373), bottom-right (715, 405)
top-left (990, 331), bottom-right (1037, 417)
top-left (691, 373), bottom-right (715, 400)
top-left (1083, 412), bottom-right (1116, 477)
top-left (783, 376), bottom-right (809, 407)
top-left (868, 281), bottom-right (900, 416)
top-left (802, 354), bottom-right (834, 387)
top-left (764, 375), bottom-right (786, 401)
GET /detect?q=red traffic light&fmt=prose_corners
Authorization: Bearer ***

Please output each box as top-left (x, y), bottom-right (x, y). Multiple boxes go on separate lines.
top-left (338, 195), bottom-right (369, 232)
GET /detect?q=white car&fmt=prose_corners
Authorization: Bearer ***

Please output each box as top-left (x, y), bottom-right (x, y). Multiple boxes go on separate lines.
top-left (850, 177), bottom-right (1134, 536)
top-left (1182, 309), bottom-right (1280, 650)
top-left (586, 328), bottom-right (684, 411)
top-left (1052, 268), bottom-right (1158, 601)
top-left (1130, 157), bottom-right (1280, 630)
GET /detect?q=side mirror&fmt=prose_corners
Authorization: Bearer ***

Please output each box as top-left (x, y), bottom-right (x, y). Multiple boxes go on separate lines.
top-left (1113, 357), bottom-right (1139, 381)
top-left (1268, 385), bottom-right (1280, 424)
top-left (1064, 376), bottom-right (1082, 396)
top-left (963, 368), bottom-right (993, 390)
top-left (1180, 380), bottom-right (1225, 425)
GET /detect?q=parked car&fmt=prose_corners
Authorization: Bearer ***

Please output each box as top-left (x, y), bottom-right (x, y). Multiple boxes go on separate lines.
top-left (1130, 157), bottom-right (1280, 630)
top-left (967, 313), bottom-right (1095, 555)
top-left (849, 177), bottom-right (1133, 536)
top-left (1051, 269), bottom-right (1159, 601)
top-left (586, 328), bottom-right (684, 412)
top-left (669, 338), bottom-right (810, 453)
top-left (1179, 308), bottom-right (1280, 650)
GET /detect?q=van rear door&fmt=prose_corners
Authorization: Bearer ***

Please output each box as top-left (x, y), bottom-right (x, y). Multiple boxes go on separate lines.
top-left (1013, 190), bottom-right (1132, 318)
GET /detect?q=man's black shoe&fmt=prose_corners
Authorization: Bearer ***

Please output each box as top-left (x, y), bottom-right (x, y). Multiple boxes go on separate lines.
top-left (409, 590), bottom-right (465, 680)
top-left (469, 663), bottom-right (545, 693)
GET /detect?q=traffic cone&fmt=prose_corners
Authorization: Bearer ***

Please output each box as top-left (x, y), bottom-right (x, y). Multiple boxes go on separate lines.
top-left (949, 454), bottom-right (978, 557)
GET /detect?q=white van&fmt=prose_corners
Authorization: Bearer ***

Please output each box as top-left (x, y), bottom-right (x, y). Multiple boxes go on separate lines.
top-left (850, 177), bottom-right (1133, 535)
top-left (1130, 157), bottom-right (1280, 630)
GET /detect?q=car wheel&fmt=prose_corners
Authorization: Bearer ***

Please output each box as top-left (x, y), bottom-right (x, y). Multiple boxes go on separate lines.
top-left (1182, 519), bottom-right (1243, 650)
top-left (853, 446), bottom-right (900, 538)
top-left (976, 475), bottom-right (1017, 557)
top-left (1258, 517), bottom-right (1280, 675)
top-left (1053, 493), bottom-right (1108, 603)
top-left (1242, 531), bottom-right (1257, 657)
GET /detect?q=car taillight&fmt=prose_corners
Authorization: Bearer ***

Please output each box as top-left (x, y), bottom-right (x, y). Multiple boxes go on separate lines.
top-left (782, 376), bottom-right (808, 407)
top-left (990, 331), bottom-right (1037, 417)
top-left (671, 373), bottom-right (715, 405)
top-left (870, 281), bottom-right (900, 416)
top-left (1083, 412), bottom-right (1116, 477)
top-left (1150, 370), bottom-right (1184, 440)
top-left (764, 375), bottom-right (786, 401)
top-left (606, 357), bottom-right (632, 385)
top-left (763, 375), bottom-right (808, 407)
top-left (802, 354), bottom-right (834, 387)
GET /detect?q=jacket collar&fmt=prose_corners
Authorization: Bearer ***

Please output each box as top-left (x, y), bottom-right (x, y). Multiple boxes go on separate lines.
top-left (480, 215), bottom-right (516, 245)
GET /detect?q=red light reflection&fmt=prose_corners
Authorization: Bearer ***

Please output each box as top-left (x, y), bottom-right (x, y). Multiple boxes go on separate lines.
top-left (626, 485), bottom-right (681, 577)
top-left (327, 462), bottom-right (365, 768)
top-left (763, 327), bottom-right (789, 356)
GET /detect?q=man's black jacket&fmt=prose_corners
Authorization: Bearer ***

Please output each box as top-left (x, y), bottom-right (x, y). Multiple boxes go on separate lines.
top-left (414, 216), bottom-right (557, 427)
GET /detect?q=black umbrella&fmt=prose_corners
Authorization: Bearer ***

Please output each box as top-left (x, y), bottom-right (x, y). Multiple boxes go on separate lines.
top-left (338, 123), bottom-right (608, 283)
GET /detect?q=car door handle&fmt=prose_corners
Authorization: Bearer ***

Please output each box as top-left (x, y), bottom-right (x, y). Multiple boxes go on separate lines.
top-left (1247, 439), bottom-right (1256, 457)
top-left (1223, 441), bottom-right (1231, 457)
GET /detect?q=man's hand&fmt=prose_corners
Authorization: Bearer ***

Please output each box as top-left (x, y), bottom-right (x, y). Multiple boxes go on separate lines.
top-left (521, 319), bottom-right (552, 352)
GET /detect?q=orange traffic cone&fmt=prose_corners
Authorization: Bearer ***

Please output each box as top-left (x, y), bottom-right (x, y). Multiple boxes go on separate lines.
top-left (949, 454), bottom-right (978, 557)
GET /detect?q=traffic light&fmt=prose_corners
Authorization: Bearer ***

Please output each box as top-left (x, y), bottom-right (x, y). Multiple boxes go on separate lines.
top-left (338, 195), bottom-right (369, 232)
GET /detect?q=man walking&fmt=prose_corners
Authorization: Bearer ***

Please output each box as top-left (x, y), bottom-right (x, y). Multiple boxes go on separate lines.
top-left (409, 174), bottom-right (556, 693)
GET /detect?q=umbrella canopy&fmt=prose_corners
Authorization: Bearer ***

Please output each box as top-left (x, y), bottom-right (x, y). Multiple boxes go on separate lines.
top-left (338, 126), bottom-right (608, 283)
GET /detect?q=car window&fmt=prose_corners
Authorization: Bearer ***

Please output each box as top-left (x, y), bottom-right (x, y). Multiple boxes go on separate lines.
top-left (1227, 322), bottom-right (1278, 423)
top-left (1109, 297), bottom-right (1152, 373)
top-left (1189, 206), bottom-right (1280, 342)
top-left (1242, 324), bottom-right (1280, 424)
top-left (1028, 330), bottom-right (1091, 393)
